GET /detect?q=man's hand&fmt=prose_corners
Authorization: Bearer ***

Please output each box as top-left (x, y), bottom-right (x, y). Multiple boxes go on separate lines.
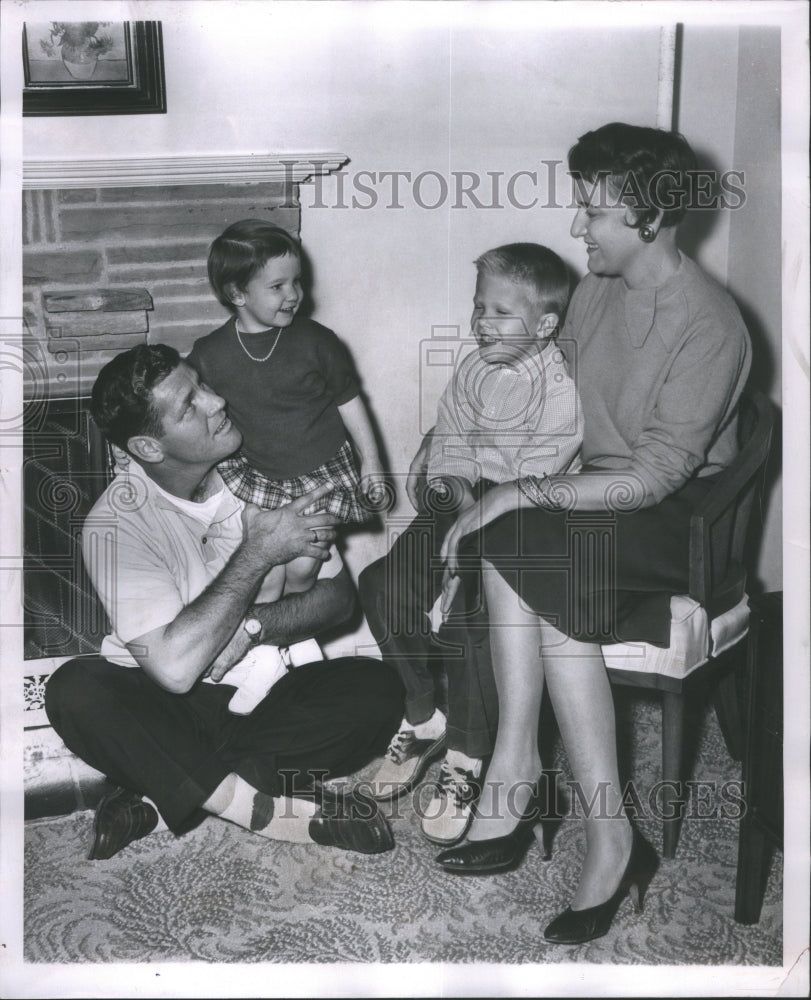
top-left (205, 628), bottom-right (248, 682)
top-left (241, 485), bottom-right (338, 567)
top-left (207, 567), bottom-right (356, 684)
top-left (406, 429), bottom-right (434, 511)
top-left (123, 487), bottom-right (341, 695)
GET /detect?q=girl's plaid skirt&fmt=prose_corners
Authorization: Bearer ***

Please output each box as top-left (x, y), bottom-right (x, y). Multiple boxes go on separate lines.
top-left (218, 440), bottom-right (374, 523)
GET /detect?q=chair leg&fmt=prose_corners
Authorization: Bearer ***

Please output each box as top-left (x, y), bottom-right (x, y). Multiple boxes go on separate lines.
top-left (735, 816), bottom-right (771, 924)
top-left (712, 643), bottom-right (746, 762)
top-left (661, 690), bottom-right (685, 860)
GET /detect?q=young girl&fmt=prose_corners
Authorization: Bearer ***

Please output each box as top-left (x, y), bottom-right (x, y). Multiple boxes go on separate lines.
top-left (188, 219), bottom-right (384, 712)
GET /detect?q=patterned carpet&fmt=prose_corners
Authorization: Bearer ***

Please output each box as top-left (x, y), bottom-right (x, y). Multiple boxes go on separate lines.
top-left (24, 693), bottom-right (782, 967)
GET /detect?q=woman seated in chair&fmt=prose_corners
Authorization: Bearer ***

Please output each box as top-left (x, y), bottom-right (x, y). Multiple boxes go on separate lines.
top-left (433, 122), bottom-right (752, 943)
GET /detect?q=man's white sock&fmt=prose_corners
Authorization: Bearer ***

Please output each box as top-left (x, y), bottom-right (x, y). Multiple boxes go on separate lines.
top-left (142, 796), bottom-right (169, 832)
top-left (216, 775), bottom-right (317, 843)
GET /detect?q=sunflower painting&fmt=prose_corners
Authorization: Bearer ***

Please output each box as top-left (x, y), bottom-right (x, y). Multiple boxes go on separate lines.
top-left (22, 21), bottom-right (165, 117)
top-left (24, 22), bottom-right (130, 86)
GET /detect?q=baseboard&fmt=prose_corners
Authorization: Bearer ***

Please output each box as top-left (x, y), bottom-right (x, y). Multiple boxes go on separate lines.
top-left (24, 656), bottom-right (111, 820)
top-left (25, 724), bottom-right (112, 820)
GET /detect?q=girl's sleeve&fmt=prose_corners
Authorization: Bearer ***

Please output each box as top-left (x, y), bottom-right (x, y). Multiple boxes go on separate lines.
top-left (315, 327), bottom-right (361, 404)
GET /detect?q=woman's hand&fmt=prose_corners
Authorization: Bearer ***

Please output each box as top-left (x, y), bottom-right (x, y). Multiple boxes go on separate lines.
top-left (440, 482), bottom-right (518, 578)
top-left (359, 460), bottom-right (387, 505)
top-left (440, 567), bottom-right (462, 616)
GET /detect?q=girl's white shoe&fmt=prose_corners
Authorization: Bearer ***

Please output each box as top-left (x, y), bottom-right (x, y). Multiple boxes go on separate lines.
top-left (226, 644), bottom-right (288, 715)
top-left (225, 638), bottom-right (325, 715)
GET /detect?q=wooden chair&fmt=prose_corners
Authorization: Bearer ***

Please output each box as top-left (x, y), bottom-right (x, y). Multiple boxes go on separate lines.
top-left (601, 388), bottom-right (774, 858)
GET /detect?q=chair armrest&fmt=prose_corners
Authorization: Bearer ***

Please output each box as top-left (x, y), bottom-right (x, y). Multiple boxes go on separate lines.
top-left (688, 391), bottom-right (773, 610)
top-left (691, 462), bottom-right (761, 528)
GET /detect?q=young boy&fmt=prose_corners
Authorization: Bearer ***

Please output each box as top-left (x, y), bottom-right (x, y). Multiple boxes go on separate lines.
top-left (358, 243), bottom-right (583, 845)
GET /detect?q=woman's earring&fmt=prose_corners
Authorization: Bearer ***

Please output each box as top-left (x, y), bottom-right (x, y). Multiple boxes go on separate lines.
top-left (639, 224), bottom-right (657, 243)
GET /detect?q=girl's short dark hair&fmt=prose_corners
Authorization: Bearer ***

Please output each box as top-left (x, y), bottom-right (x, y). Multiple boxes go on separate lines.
top-left (90, 343), bottom-right (181, 451)
top-left (568, 122), bottom-right (698, 228)
top-left (474, 243), bottom-right (570, 327)
top-left (207, 219), bottom-right (301, 309)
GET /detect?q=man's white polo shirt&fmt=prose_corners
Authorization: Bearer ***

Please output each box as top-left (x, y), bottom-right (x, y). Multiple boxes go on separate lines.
top-left (81, 459), bottom-right (342, 668)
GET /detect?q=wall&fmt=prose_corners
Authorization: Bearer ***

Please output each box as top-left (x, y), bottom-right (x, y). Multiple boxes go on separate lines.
top-left (21, 3), bottom-right (784, 652)
top-left (679, 25), bottom-right (783, 592)
top-left (727, 27), bottom-right (782, 592)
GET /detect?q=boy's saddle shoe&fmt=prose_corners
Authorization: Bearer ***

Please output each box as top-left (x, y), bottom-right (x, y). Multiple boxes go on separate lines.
top-left (88, 786), bottom-right (159, 860)
top-left (308, 786), bottom-right (395, 854)
top-left (420, 754), bottom-right (482, 845)
top-left (369, 728), bottom-right (447, 802)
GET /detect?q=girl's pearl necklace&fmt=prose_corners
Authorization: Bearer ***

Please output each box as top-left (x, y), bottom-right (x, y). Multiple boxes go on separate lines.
top-left (235, 318), bottom-right (283, 362)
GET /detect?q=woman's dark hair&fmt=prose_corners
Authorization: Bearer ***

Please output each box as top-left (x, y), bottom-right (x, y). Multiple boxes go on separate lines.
top-left (568, 122), bottom-right (698, 228)
top-left (90, 343), bottom-right (181, 451)
top-left (207, 218), bottom-right (301, 309)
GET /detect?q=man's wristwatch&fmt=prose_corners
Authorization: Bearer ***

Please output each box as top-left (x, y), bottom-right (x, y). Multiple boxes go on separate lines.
top-left (243, 617), bottom-right (263, 645)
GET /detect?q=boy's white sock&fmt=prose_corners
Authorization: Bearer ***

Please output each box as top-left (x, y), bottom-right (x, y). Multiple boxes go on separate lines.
top-left (216, 775), bottom-right (317, 843)
top-left (412, 707), bottom-right (446, 741)
top-left (445, 748), bottom-right (483, 777)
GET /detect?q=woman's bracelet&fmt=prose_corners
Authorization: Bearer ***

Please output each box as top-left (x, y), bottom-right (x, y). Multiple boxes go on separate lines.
top-left (517, 474), bottom-right (563, 510)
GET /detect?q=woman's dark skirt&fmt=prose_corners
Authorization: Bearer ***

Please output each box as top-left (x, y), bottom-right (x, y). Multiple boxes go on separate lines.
top-left (474, 474), bottom-right (718, 648)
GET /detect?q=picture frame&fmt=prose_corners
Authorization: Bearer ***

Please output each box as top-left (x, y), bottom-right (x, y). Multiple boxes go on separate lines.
top-left (22, 21), bottom-right (166, 117)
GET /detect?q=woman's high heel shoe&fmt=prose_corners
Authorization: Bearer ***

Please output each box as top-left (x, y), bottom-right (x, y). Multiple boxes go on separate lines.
top-left (435, 778), bottom-right (549, 875)
top-left (543, 825), bottom-right (659, 945)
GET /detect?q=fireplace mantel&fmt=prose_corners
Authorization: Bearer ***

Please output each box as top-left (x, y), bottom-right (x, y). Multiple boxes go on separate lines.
top-left (23, 152), bottom-right (349, 190)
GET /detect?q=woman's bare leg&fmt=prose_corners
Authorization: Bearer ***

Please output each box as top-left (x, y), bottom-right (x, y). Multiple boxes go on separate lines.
top-left (468, 565), bottom-right (631, 903)
top-left (467, 560), bottom-right (545, 841)
top-left (539, 625), bottom-right (632, 909)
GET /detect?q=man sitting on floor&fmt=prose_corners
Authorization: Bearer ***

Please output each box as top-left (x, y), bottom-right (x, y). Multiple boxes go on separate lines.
top-left (45, 344), bottom-right (403, 860)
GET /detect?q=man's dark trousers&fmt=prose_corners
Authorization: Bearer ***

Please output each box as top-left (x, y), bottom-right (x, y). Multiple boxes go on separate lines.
top-left (45, 655), bottom-right (404, 831)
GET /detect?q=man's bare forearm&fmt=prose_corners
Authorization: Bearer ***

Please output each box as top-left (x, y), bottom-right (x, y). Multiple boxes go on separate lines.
top-left (135, 541), bottom-right (276, 691)
top-left (253, 569), bottom-right (356, 646)
top-left (204, 569), bottom-right (356, 682)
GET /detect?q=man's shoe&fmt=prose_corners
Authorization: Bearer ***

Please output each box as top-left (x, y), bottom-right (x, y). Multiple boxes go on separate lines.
top-left (368, 727), bottom-right (446, 802)
top-left (308, 787), bottom-right (394, 854)
top-left (420, 755), bottom-right (482, 845)
top-left (88, 786), bottom-right (159, 860)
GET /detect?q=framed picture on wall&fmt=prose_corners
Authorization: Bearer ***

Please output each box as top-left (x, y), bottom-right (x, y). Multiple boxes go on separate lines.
top-left (22, 20), bottom-right (166, 117)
